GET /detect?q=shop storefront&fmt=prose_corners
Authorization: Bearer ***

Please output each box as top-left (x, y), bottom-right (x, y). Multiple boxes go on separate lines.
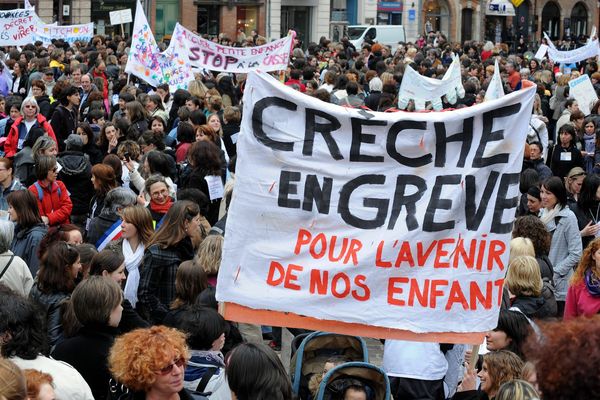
top-left (485, 0), bottom-right (515, 42)
top-left (377, 1), bottom-right (402, 25)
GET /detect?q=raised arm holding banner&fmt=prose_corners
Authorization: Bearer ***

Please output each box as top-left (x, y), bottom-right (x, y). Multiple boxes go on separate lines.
top-left (216, 71), bottom-right (536, 344)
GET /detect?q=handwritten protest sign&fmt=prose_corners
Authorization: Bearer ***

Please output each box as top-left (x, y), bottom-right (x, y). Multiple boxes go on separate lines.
top-left (172, 23), bottom-right (295, 73)
top-left (568, 74), bottom-right (598, 115)
top-left (216, 71), bottom-right (536, 342)
top-left (33, 22), bottom-right (94, 45)
top-left (0, 8), bottom-right (39, 45)
top-left (109, 9), bottom-right (132, 25)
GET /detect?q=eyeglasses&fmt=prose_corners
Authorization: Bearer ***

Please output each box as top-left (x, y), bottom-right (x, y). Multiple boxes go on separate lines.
top-left (24, 105), bottom-right (36, 109)
top-left (151, 188), bottom-right (169, 199)
top-left (157, 357), bottom-right (185, 375)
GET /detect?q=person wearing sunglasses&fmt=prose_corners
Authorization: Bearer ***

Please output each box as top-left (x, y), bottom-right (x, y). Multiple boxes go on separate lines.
top-left (27, 155), bottom-right (72, 227)
top-left (109, 325), bottom-right (208, 400)
top-left (4, 96), bottom-right (57, 158)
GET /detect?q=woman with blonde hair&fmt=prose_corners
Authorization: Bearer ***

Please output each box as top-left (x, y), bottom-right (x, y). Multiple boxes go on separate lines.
top-left (188, 80), bottom-right (209, 100)
top-left (195, 235), bottom-right (223, 287)
top-left (507, 255), bottom-right (556, 319)
top-left (0, 359), bottom-right (27, 400)
top-left (509, 237), bottom-right (535, 262)
top-left (564, 237), bottom-right (600, 318)
top-left (108, 325), bottom-right (198, 399)
top-left (495, 380), bottom-right (540, 400)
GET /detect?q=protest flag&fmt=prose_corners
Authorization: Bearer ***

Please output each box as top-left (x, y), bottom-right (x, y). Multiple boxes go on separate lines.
top-left (484, 59), bottom-right (504, 101)
top-left (125, 0), bottom-right (161, 87)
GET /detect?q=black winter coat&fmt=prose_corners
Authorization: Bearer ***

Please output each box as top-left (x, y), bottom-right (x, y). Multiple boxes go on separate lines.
top-left (29, 285), bottom-right (69, 347)
top-left (36, 95), bottom-right (51, 120)
top-left (58, 151), bottom-right (93, 215)
top-left (51, 325), bottom-right (118, 400)
top-left (50, 105), bottom-right (78, 152)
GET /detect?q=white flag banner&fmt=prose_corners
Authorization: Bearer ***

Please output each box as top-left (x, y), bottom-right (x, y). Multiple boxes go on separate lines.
top-left (24, 0), bottom-right (33, 8)
top-left (125, 0), bottom-right (161, 87)
top-left (534, 44), bottom-right (548, 60)
top-left (33, 22), bottom-right (94, 45)
top-left (172, 23), bottom-right (295, 73)
top-left (216, 71), bottom-right (536, 336)
top-left (398, 56), bottom-right (465, 111)
top-left (484, 59), bottom-right (505, 101)
top-left (544, 32), bottom-right (599, 64)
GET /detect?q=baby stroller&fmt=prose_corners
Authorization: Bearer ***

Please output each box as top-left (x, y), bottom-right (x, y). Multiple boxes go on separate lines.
top-left (315, 362), bottom-right (391, 400)
top-left (291, 331), bottom-right (369, 400)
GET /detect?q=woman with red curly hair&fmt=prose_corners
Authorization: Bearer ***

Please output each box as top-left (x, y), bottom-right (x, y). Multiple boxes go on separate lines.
top-left (109, 325), bottom-right (205, 400)
top-left (564, 237), bottom-right (600, 318)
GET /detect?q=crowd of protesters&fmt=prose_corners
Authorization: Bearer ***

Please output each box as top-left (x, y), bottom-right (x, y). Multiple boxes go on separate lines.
top-left (0, 27), bottom-right (598, 400)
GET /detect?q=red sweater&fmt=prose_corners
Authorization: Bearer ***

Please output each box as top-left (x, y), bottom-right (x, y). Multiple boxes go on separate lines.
top-left (28, 180), bottom-right (72, 226)
top-left (564, 282), bottom-right (600, 319)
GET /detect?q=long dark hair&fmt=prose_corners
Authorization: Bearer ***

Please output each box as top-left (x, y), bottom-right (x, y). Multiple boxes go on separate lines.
top-left (0, 289), bottom-right (49, 359)
top-left (187, 141), bottom-right (222, 176)
top-left (495, 310), bottom-right (532, 359)
top-left (6, 190), bottom-right (42, 229)
top-left (147, 200), bottom-right (200, 249)
top-left (37, 241), bottom-right (80, 294)
top-left (577, 174), bottom-right (600, 211)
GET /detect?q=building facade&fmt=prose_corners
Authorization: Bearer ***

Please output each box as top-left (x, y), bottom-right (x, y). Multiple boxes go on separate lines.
top-left (0, 0), bottom-right (596, 46)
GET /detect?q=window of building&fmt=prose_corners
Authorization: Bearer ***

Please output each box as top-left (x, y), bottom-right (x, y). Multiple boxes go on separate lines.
top-left (237, 6), bottom-right (258, 36)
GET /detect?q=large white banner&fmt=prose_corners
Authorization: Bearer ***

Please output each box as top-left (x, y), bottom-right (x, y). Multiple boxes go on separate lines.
top-left (33, 22), bottom-right (94, 45)
top-left (544, 32), bottom-right (599, 64)
top-left (172, 23), bottom-right (295, 73)
top-left (216, 71), bottom-right (536, 334)
top-left (0, 8), bottom-right (39, 45)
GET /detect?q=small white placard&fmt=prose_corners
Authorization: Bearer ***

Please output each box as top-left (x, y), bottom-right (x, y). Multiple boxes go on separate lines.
top-left (205, 175), bottom-right (224, 201)
top-left (109, 9), bottom-right (133, 25)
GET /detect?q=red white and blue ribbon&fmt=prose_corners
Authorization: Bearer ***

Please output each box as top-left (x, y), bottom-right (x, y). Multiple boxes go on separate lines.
top-left (96, 219), bottom-right (123, 251)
